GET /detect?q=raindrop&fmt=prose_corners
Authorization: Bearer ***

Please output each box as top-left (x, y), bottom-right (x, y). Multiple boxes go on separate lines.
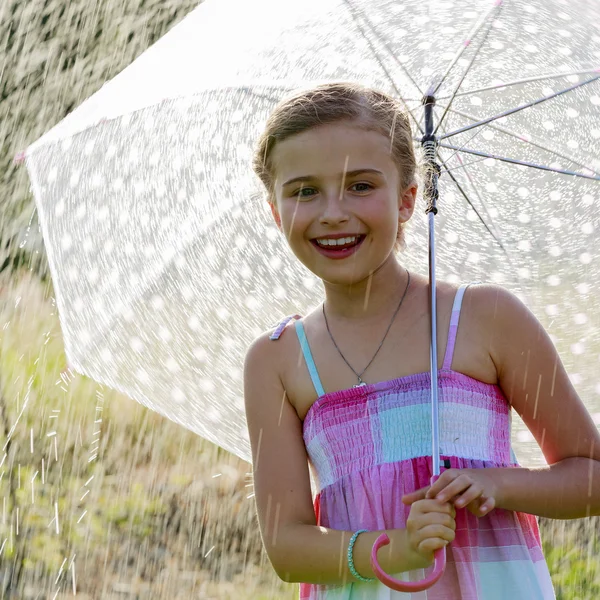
top-left (467, 252), bottom-right (480, 264)
top-left (61, 234), bottom-right (73, 251)
top-left (165, 357), bottom-right (180, 373)
top-left (75, 204), bottom-right (87, 220)
top-left (545, 305), bottom-right (559, 316)
top-left (482, 130), bottom-right (495, 140)
top-left (171, 388), bottom-right (186, 404)
top-left (485, 183), bottom-right (497, 193)
top-left (549, 218), bottom-right (561, 229)
top-left (470, 97), bottom-right (482, 106)
top-left (566, 108), bottom-right (579, 118)
top-left (576, 283), bottom-right (590, 295)
top-left (517, 268), bottom-right (530, 279)
top-left (581, 223), bottom-right (594, 235)
top-left (549, 190), bottom-right (561, 201)
top-left (217, 308), bottom-right (229, 320)
top-left (591, 96), bottom-right (600, 106)
top-left (547, 275), bottom-right (560, 286)
top-left (69, 172), bottom-right (81, 188)
top-left (574, 313), bottom-right (588, 325)
top-left (200, 379), bottom-right (216, 393)
top-left (579, 253), bottom-right (591, 265)
top-left (517, 430), bottom-right (534, 442)
top-left (542, 121), bottom-right (555, 130)
top-left (130, 337), bottom-right (144, 353)
top-left (55, 199), bottom-right (65, 217)
top-left (245, 296), bottom-right (259, 310)
top-left (150, 296), bottom-right (165, 310)
top-left (524, 45), bottom-right (538, 53)
top-left (571, 343), bottom-right (585, 355)
top-left (445, 232), bottom-right (459, 244)
top-left (303, 277), bottom-right (316, 289)
top-left (100, 348), bottom-right (112, 362)
top-left (569, 373), bottom-right (582, 385)
top-left (517, 240), bottom-right (531, 252)
top-left (159, 327), bottom-right (173, 342)
top-left (517, 188), bottom-right (530, 199)
top-left (188, 316), bottom-right (200, 331)
top-left (517, 213), bottom-right (531, 223)
top-left (136, 368), bottom-right (150, 384)
top-left (193, 347), bottom-right (207, 362)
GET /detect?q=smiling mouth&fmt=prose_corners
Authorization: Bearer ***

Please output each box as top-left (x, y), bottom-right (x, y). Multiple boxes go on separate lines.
top-left (311, 235), bottom-right (366, 250)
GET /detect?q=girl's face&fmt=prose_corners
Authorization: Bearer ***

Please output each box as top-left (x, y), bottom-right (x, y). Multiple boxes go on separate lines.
top-left (270, 121), bottom-right (417, 285)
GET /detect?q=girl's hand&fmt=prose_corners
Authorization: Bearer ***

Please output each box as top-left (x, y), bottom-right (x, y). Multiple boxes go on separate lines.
top-left (405, 499), bottom-right (456, 566)
top-left (402, 469), bottom-right (498, 518)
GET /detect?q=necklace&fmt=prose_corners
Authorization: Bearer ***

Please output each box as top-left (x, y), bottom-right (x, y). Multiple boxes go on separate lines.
top-left (322, 270), bottom-right (411, 387)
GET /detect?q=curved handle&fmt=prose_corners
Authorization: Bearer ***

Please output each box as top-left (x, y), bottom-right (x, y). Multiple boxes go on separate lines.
top-left (370, 474), bottom-right (447, 591)
top-left (371, 538), bottom-right (445, 592)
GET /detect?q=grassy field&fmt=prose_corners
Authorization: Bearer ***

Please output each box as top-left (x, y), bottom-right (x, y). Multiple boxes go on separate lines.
top-left (0, 271), bottom-right (598, 598)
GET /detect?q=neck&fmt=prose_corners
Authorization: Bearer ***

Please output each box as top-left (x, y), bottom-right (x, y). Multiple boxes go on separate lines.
top-left (322, 256), bottom-right (409, 321)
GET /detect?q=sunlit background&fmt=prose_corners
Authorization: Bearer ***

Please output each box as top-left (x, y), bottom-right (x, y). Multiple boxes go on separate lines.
top-left (1, 0), bottom-right (599, 597)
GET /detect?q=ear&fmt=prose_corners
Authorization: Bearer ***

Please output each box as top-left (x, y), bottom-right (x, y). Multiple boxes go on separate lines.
top-left (270, 202), bottom-right (282, 230)
top-left (398, 182), bottom-right (418, 223)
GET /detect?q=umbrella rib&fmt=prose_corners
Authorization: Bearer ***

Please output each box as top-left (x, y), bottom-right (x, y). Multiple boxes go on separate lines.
top-left (439, 144), bottom-right (600, 181)
top-left (438, 156), bottom-right (508, 256)
top-left (439, 75), bottom-right (600, 139)
top-left (342, 0), bottom-right (424, 134)
top-left (435, 117), bottom-right (509, 258)
top-left (433, 3), bottom-right (503, 136)
top-left (442, 156), bottom-right (490, 173)
top-left (437, 103), bottom-right (600, 177)
top-left (436, 67), bottom-right (600, 100)
top-left (432, 0), bottom-right (504, 97)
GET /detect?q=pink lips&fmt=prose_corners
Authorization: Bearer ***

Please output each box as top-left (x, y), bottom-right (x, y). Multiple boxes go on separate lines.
top-left (310, 235), bottom-right (365, 260)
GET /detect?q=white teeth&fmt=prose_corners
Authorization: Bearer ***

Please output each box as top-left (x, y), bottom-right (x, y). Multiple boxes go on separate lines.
top-left (316, 236), bottom-right (358, 246)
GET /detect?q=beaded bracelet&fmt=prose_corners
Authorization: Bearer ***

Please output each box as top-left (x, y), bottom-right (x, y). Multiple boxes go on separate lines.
top-left (347, 529), bottom-right (376, 583)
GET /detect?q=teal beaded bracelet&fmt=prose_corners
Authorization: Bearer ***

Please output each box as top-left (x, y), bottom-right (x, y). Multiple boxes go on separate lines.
top-left (347, 529), bottom-right (376, 583)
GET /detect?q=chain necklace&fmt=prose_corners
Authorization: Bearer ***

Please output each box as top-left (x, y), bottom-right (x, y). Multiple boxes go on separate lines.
top-left (322, 270), bottom-right (411, 387)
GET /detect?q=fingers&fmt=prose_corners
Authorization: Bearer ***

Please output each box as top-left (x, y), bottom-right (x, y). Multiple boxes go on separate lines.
top-left (402, 486), bottom-right (429, 505)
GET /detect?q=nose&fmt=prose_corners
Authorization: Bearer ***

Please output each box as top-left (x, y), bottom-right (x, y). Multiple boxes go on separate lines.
top-left (319, 189), bottom-right (350, 226)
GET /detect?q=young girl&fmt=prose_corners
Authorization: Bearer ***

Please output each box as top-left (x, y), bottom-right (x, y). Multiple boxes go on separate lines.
top-left (243, 82), bottom-right (600, 599)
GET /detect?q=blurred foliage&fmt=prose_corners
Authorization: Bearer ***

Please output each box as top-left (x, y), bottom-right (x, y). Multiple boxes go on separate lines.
top-left (0, 271), bottom-right (297, 597)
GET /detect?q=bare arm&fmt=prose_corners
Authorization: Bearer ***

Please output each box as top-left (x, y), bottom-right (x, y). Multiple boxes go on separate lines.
top-left (484, 285), bottom-right (600, 518)
top-left (243, 331), bottom-right (428, 584)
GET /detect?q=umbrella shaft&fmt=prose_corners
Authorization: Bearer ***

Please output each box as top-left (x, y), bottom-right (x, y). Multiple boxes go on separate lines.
top-left (428, 210), bottom-right (441, 477)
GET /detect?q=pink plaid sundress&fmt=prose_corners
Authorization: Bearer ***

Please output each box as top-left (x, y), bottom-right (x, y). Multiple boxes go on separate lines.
top-left (270, 284), bottom-right (555, 599)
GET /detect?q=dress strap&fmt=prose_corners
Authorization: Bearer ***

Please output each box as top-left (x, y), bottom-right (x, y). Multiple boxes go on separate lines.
top-left (269, 314), bottom-right (302, 340)
top-left (294, 321), bottom-right (326, 397)
top-left (442, 283), bottom-right (475, 371)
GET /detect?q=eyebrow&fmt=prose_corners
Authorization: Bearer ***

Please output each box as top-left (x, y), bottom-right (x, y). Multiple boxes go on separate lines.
top-left (282, 169), bottom-right (384, 187)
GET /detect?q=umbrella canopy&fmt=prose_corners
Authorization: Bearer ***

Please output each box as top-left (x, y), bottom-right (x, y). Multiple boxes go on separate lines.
top-left (20, 0), bottom-right (600, 465)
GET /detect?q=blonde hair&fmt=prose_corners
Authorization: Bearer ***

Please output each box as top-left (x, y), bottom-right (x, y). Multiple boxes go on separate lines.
top-left (252, 82), bottom-right (418, 249)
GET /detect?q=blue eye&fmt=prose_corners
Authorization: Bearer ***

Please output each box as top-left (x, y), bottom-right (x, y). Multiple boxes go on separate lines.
top-left (351, 182), bottom-right (373, 192)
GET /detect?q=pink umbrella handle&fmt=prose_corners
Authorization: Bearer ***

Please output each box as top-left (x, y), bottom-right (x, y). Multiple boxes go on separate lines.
top-left (370, 540), bottom-right (445, 592)
top-left (370, 474), bottom-right (447, 591)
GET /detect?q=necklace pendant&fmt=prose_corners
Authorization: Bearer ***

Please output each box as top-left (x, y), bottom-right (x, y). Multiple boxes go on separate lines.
top-left (354, 380), bottom-right (367, 388)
